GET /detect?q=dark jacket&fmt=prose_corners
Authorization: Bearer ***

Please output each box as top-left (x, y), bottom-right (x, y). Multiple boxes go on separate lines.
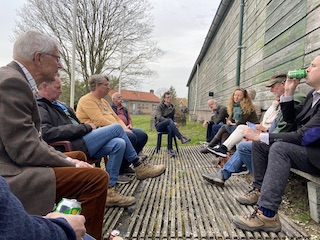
top-left (232, 110), bottom-right (259, 125)
top-left (154, 101), bottom-right (175, 126)
top-left (0, 176), bottom-right (76, 240)
top-left (37, 97), bottom-right (92, 155)
top-left (209, 105), bottom-right (228, 124)
top-left (271, 90), bottom-right (320, 169)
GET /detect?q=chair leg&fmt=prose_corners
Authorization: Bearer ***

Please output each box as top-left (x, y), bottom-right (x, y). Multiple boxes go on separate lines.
top-left (156, 133), bottom-right (162, 153)
top-left (173, 136), bottom-right (179, 153)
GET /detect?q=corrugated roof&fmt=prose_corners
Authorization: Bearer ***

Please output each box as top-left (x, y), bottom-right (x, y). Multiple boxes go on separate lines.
top-left (108, 89), bottom-right (161, 102)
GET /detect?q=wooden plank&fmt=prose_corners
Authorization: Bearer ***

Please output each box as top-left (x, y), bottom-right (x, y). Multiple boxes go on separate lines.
top-left (265, 1), bottom-right (307, 44)
top-left (102, 146), bottom-right (311, 239)
top-left (291, 168), bottom-right (320, 185)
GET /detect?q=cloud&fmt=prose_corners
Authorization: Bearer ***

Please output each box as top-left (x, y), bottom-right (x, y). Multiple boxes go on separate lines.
top-left (144, 0), bottom-right (220, 97)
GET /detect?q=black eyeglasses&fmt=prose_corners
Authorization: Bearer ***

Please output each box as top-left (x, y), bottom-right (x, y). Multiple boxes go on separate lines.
top-left (43, 52), bottom-right (61, 63)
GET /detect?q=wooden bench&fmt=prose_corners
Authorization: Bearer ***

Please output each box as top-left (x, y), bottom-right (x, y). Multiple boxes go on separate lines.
top-left (291, 168), bottom-right (320, 223)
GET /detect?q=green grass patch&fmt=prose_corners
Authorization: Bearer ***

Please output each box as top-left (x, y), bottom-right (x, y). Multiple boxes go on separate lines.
top-left (131, 115), bottom-right (206, 146)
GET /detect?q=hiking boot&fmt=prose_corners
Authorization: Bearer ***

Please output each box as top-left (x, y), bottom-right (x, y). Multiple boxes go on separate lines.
top-left (181, 136), bottom-right (191, 144)
top-left (168, 149), bottom-right (175, 158)
top-left (119, 166), bottom-right (136, 176)
top-left (117, 175), bottom-right (133, 184)
top-left (236, 188), bottom-right (260, 205)
top-left (106, 186), bottom-right (136, 207)
top-left (208, 145), bottom-right (228, 157)
top-left (202, 171), bottom-right (225, 187)
top-left (233, 207), bottom-right (281, 232)
top-left (134, 162), bottom-right (166, 180)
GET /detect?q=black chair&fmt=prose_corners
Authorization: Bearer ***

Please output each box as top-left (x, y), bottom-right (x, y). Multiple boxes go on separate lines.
top-left (155, 132), bottom-right (179, 154)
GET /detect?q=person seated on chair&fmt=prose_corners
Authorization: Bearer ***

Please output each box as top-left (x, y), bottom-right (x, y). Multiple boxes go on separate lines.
top-left (111, 92), bottom-right (148, 159)
top-left (76, 75), bottom-right (150, 176)
top-left (201, 87), bottom-right (259, 154)
top-left (154, 91), bottom-right (191, 158)
top-left (202, 99), bottom-right (228, 145)
top-left (0, 176), bottom-right (86, 240)
top-left (111, 91), bottom-right (148, 174)
top-left (202, 73), bottom-right (306, 186)
top-left (37, 73), bottom-right (165, 207)
top-left (0, 30), bottom-right (108, 240)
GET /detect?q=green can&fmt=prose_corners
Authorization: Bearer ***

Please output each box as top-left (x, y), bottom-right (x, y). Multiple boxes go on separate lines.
top-left (55, 198), bottom-right (81, 215)
top-left (288, 69), bottom-right (306, 79)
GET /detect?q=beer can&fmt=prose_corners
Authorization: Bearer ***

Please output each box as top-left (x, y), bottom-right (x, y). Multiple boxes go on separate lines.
top-left (288, 69), bottom-right (306, 79)
top-left (109, 230), bottom-right (120, 239)
top-left (55, 198), bottom-right (82, 215)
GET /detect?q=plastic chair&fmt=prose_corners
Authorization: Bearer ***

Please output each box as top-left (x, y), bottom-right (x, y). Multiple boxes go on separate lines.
top-left (155, 132), bottom-right (179, 154)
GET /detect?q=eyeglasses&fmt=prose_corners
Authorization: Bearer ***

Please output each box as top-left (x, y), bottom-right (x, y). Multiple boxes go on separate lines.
top-left (43, 52), bottom-right (61, 63)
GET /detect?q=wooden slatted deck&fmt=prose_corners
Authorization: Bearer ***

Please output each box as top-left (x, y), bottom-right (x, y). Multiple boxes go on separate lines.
top-left (102, 146), bottom-right (309, 239)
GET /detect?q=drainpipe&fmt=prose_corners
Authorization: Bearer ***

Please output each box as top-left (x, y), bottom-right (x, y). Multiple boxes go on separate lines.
top-left (236, 0), bottom-right (245, 86)
top-left (193, 63), bottom-right (199, 115)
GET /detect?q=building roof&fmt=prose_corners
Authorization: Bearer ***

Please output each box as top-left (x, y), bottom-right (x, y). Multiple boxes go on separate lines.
top-left (176, 98), bottom-right (188, 107)
top-left (108, 89), bottom-right (161, 103)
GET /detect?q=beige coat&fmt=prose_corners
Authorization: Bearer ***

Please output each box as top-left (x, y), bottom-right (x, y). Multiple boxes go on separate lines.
top-left (0, 62), bottom-right (75, 215)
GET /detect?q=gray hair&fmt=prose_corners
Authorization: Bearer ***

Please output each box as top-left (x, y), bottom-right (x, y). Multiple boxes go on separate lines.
top-left (13, 30), bottom-right (59, 61)
top-left (111, 92), bottom-right (121, 101)
top-left (207, 99), bottom-right (218, 105)
top-left (88, 74), bottom-right (109, 91)
top-left (246, 88), bottom-right (256, 100)
top-left (38, 72), bottom-right (60, 89)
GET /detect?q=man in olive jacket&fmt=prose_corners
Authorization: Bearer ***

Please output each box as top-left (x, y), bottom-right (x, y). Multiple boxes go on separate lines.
top-left (0, 31), bottom-right (108, 240)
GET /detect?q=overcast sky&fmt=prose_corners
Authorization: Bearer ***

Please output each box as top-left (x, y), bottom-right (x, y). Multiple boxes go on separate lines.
top-left (0, 0), bottom-right (221, 98)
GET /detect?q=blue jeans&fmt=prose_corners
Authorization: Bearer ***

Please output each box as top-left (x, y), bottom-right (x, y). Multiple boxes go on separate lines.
top-left (155, 118), bottom-right (182, 150)
top-left (221, 141), bottom-right (253, 180)
top-left (82, 124), bottom-right (138, 186)
top-left (206, 123), bottom-right (223, 142)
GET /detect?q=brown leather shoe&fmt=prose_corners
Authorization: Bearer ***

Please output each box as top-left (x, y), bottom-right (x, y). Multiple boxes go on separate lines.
top-left (135, 162), bottom-right (166, 180)
top-left (106, 187), bottom-right (136, 207)
top-left (233, 208), bottom-right (281, 232)
top-left (236, 188), bottom-right (260, 205)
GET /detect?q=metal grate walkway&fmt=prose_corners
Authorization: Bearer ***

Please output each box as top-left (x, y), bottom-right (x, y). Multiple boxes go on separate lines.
top-left (102, 146), bottom-right (309, 239)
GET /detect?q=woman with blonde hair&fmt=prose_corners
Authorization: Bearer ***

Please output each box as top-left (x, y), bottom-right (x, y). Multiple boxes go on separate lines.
top-left (200, 87), bottom-right (259, 154)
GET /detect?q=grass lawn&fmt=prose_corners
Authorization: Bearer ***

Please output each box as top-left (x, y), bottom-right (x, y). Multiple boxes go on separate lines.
top-left (131, 114), bottom-right (206, 146)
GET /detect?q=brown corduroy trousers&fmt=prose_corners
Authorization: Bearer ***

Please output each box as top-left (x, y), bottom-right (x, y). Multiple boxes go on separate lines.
top-left (64, 151), bottom-right (88, 162)
top-left (53, 167), bottom-right (109, 240)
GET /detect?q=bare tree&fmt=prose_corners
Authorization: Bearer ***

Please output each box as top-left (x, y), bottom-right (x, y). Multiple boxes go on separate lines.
top-left (14, 0), bottom-right (162, 91)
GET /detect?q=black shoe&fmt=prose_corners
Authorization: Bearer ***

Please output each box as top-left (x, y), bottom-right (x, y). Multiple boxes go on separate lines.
top-left (168, 149), bottom-right (175, 158)
top-left (181, 136), bottom-right (191, 144)
top-left (200, 148), bottom-right (210, 154)
top-left (120, 166), bottom-right (135, 176)
top-left (202, 171), bottom-right (225, 187)
top-left (117, 175), bottom-right (133, 184)
top-left (208, 145), bottom-right (228, 157)
top-left (232, 165), bottom-right (249, 176)
top-left (138, 154), bottom-right (148, 162)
